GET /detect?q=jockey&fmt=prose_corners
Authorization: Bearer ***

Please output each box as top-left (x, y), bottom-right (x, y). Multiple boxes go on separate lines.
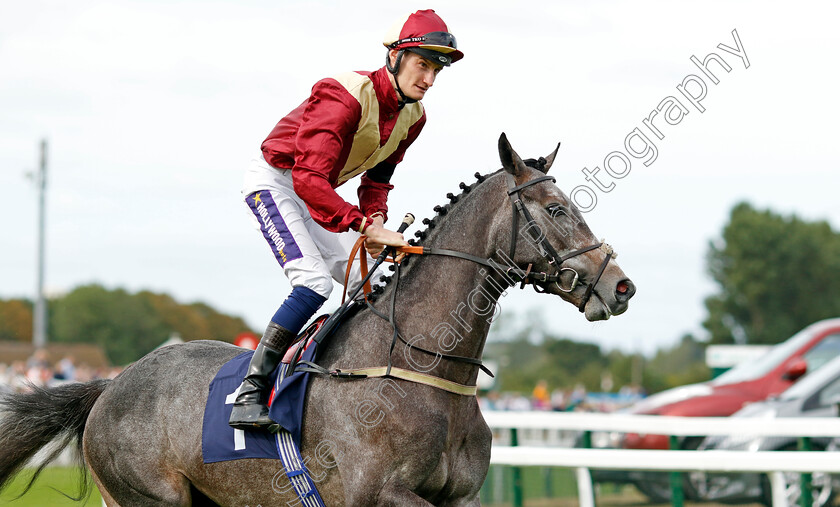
top-left (230, 9), bottom-right (464, 431)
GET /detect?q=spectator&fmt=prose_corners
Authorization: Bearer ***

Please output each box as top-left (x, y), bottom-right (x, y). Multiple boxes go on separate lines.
top-left (8, 361), bottom-right (29, 392)
top-left (0, 355), bottom-right (119, 393)
top-left (550, 388), bottom-right (567, 411)
top-left (0, 363), bottom-right (9, 391)
top-left (531, 380), bottom-right (551, 410)
top-left (54, 355), bottom-right (76, 381)
top-left (478, 390), bottom-right (501, 411)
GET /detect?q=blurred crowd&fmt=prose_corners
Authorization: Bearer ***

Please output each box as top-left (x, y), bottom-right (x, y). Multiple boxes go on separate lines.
top-left (478, 380), bottom-right (645, 413)
top-left (0, 349), bottom-right (123, 394)
top-left (2, 354), bottom-right (646, 414)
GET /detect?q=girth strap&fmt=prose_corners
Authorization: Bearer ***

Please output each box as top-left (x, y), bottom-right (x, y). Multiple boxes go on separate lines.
top-left (294, 361), bottom-right (477, 396)
top-left (395, 325), bottom-right (495, 377)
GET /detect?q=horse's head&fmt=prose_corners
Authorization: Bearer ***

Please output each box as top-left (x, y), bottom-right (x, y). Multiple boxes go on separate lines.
top-left (494, 133), bottom-right (635, 321)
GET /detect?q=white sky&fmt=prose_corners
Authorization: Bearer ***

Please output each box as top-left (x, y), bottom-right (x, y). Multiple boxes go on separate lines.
top-left (1, 0), bottom-right (838, 356)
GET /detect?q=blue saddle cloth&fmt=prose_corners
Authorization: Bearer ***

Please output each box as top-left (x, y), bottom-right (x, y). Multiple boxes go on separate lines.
top-left (201, 341), bottom-right (319, 463)
top-left (202, 351), bottom-right (279, 463)
top-left (268, 337), bottom-right (319, 448)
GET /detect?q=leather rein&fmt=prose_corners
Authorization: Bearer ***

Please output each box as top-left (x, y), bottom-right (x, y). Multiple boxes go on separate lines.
top-left (297, 170), bottom-right (616, 396)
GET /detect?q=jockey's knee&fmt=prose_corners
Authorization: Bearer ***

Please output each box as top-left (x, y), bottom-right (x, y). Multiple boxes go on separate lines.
top-left (301, 275), bottom-right (333, 300)
top-left (285, 261), bottom-right (334, 300)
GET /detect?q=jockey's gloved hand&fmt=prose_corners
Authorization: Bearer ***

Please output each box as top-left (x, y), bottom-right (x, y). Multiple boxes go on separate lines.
top-left (364, 217), bottom-right (408, 257)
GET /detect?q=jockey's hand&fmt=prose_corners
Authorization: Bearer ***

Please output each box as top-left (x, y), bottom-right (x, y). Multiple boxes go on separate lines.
top-left (364, 218), bottom-right (408, 258)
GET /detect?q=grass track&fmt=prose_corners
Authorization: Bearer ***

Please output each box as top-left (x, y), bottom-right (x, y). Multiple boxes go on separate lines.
top-left (0, 468), bottom-right (102, 506)
top-left (1, 466), bottom-right (767, 506)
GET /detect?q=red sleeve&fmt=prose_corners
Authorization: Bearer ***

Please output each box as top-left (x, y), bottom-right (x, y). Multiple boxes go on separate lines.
top-left (291, 79), bottom-right (366, 233)
top-left (358, 162), bottom-right (395, 221)
top-left (357, 112), bottom-right (427, 222)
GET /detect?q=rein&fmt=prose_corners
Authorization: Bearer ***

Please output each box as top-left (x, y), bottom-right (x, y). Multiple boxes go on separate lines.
top-left (297, 171), bottom-right (617, 396)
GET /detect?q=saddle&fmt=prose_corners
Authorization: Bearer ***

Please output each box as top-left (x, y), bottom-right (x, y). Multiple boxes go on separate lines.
top-left (281, 314), bottom-right (329, 365)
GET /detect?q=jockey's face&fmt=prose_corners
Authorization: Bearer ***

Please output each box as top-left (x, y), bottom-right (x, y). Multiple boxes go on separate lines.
top-left (390, 50), bottom-right (443, 101)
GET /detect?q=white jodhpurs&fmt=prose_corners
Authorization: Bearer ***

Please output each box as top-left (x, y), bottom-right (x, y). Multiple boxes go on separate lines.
top-left (242, 153), bottom-right (377, 299)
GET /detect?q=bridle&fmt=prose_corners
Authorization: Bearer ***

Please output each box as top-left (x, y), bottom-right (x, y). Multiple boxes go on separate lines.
top-left (503, 167), bottom-right (616, 312)
top-left (417, 165), bottom-right (617, 313)
top-left (370, 168), bottom-right (617, 371)
top-left (295, 167), bottom-right (618, 393)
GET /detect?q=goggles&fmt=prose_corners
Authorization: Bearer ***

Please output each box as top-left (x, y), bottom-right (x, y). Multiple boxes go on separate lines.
top-left (387, 31), bottom-right (458, 51)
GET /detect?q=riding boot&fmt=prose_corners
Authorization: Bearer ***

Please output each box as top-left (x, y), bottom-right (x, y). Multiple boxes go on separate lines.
top-left (228, 322), bottom-right (295, 432)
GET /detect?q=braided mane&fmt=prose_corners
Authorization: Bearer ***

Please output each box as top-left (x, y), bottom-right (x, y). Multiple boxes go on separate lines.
top-left (366, 158), bottom-right (544, 299)
top-left (365, 170), bottom-right (495, 300)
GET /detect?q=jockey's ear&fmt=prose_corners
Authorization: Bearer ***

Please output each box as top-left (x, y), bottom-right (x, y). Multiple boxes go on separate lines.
top-left (541, 142), bottom-right (562, 174)
top-left (498, 133), bottom-right (528, 178)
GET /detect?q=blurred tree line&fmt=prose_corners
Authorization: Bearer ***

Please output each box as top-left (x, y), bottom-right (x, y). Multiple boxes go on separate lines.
top-left (484, 312), bottom-right (709, 395)
top-left (0, 284), bottom-right (252, 365)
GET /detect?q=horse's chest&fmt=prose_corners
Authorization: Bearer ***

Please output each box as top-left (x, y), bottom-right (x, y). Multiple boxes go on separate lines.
top-left (420, 423), bottom-right (493, 502)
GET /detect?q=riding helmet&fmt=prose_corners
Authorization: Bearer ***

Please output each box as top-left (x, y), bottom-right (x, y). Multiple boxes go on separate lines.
top-left (383, 9), bottom-right (463, 68)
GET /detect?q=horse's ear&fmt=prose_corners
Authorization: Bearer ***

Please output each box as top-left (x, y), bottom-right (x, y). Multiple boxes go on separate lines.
top-left (498, 133), bottom-right (528, 177)
top-left (542, 142), bottom-right (562, 174)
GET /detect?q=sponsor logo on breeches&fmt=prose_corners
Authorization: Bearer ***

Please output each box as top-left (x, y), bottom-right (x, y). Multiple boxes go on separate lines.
top-left (249, 192), bottom-right (303, 267)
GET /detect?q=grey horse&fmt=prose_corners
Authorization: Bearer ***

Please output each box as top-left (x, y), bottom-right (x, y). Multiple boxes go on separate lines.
top-left (0, 134), bottom-right (635, 506)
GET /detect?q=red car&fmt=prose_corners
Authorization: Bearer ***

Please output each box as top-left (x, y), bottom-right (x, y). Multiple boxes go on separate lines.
top-left (595, 318), bottom-right (840, 501)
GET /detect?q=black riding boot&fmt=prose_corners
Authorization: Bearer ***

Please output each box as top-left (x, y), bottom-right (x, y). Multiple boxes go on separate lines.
top-left (228, 322), bottom-right (295, 432)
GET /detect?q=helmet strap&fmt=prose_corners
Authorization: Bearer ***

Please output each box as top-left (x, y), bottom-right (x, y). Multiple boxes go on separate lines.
top-left (385, 49), bottom-right (417, 109)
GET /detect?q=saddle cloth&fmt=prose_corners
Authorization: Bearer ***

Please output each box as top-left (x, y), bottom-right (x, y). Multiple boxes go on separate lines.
top-left (201, 351), bottom-right (280, 463)
top-left (201, 317), bottom-right (325, 464)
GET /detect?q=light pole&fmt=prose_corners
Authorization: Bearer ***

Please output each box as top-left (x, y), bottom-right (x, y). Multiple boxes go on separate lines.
top-left (33, 139), bottom-right (48, 348)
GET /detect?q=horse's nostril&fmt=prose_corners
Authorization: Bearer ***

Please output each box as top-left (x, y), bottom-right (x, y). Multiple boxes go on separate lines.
top-left (615, 279), bottom-right (635, 301)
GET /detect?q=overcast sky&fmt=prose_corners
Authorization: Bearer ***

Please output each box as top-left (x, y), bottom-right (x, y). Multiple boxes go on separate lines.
top-left (2, 0), bottom-right (838, 355)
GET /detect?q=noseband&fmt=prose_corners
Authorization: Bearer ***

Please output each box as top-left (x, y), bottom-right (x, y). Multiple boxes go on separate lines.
top-left (504, 170), bottom-right (616, 312)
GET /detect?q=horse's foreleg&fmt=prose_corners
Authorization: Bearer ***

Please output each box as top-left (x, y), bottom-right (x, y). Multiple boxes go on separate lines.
top-left (439, 496), bottom-right (482, 507)
top-left (374, 481), bottom-right (435, 507)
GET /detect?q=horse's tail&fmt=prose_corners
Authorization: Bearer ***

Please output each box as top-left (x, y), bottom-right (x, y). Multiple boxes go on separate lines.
top-left (0, 379), bottom-right (110, 497)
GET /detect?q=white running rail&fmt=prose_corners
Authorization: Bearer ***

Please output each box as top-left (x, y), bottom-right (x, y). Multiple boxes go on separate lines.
top-left (484, 411), bottom-right (840, 507)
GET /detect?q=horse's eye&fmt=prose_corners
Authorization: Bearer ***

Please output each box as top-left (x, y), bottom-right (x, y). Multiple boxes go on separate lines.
top-left (546, 204), bottom-right (566, 217)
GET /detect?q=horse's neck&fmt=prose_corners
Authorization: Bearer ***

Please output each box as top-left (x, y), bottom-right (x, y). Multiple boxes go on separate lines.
top-left (384, 179), bottom-right (509, 384)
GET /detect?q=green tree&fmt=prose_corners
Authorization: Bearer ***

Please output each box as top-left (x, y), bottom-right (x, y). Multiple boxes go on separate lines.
top-left (188, 302), bottom-right (252, 341)
top-left (488, 329), bottom-right (610, 393)
top-left (704, 202), bottom-right (840, 344)
top-left (605, 351), bottom-right (644, 392)
top-left (644, 334), bottom-right (710, 392)
top-left (48, 284), bottom-right (253, 365)
top-left (0, 298), bottom-right (33, 342)
top-left (50, 285), bottom-right (167, 365)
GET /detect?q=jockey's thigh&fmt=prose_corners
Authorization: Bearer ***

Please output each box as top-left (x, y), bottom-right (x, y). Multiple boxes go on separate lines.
top-left (243, 159), bottom-right (334, 299)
